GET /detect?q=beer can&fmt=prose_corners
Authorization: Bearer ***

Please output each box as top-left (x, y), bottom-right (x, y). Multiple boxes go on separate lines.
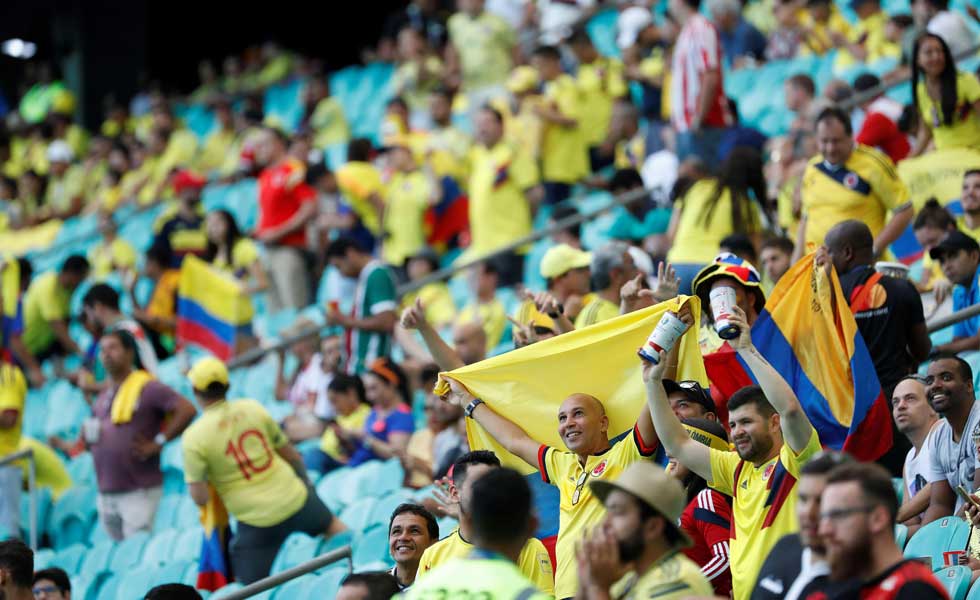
top-left (710, 286), bottom-right (740, 340)
top-left (638, 311), bottom-right (686, 363)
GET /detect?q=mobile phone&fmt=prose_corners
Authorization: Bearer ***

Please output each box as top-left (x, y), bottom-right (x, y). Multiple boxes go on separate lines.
top-left (956, 485), bottom-right (980, 509)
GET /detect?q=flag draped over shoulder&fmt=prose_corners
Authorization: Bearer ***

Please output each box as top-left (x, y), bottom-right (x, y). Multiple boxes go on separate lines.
top-left (434, 296), bottom-right (709, 475)
top-left (197, 487), bottom-right (232, 591)
top-left (708, 253), bottom-right (892, 460)
top-left (177, 256), bottom-right (253, 361)
top-left (0, 255), bottom-right (19, 350)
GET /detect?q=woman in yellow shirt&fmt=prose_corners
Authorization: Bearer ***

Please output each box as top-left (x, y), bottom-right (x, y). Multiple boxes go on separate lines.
top-left (303, 374), bottom-right (373, 473)
top-left (666, 148), bottom-right (768, 294)
top-left (911, 33), bottom-right (980, 157)
top-left (203, 209), bottom-right (269, 295)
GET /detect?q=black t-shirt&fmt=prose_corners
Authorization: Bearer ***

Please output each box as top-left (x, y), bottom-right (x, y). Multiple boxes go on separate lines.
top-left (838, 265), bottom-right (925, 392)
top-left (751, 534), bottom-right (841, 600)
top-left (808, 559), bottom-right (948, 600)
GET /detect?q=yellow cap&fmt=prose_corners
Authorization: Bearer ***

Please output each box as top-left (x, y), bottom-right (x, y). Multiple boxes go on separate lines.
top-left (51, 89), bottom-right (76, 115)
top-left (507, 66), bottom-right (539, 94)
top-left (540, 244), bottom-right (592, 279)
top-left (187, 357), bottom-right (229, 391)
top-left (0, 364), bottom-right (27, 408)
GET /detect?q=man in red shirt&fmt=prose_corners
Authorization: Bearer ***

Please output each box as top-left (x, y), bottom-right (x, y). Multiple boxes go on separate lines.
top-left (853, 74), bottom-right (910, 164)
top-left (255, 127), bottom-right (317, 311)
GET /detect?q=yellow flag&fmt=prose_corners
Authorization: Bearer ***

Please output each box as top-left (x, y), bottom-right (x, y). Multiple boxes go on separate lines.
top-left (435, 296), bottom-right (708, 474)
top-left (898, 147), bottom-right (980, 209)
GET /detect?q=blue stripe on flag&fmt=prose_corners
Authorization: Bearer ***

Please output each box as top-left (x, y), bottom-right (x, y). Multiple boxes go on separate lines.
top-left (177, 297), bottom-right (237, 346)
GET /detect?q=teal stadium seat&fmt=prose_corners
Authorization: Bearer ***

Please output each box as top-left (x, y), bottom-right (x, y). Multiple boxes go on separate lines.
top-left (340, 497), bottom-right (379, 533)
top-left (936, 566), bottom-right (973, 600)
top-left (352, 524), bottom-right (391, 568)
top-left (313, 567), bottom-right (348, 598)
top-left (20, 487), bottom-right (52, 541)
top-left (32, 548), bottom-right (55, 570)
top-left (270, 532), bottom-right (323, 574)
top-left (69, 575), bottom-right (96, 600)
top-left (272, 574), bottom-right (317, 598)
top-left (373, 459), bottom-right (406, 497)
top-left (67, 452), bottom-right (95, 485)
top-left (966, 577), bottom-right (980, 600)
top-left (143, 528), bottom-right (180, 565)
top-left (88, 520), bottom-right (113, 546)
top-left (94, 574), bottom-right (120, 600)
top-left (108, 530), bottom-right (150, 571)
top-left (903, 517), bottom-right (971, 571)
top-left (892, 478), bottom-right (904, 505)
top-left (369, 490), bottom-right (415, 530)
top-left (78, 540), bottom-right (116, 577)
top-left (317, 466), bottom-right (353, 512)
top-left (113, 565), bottom-right (158, 600)
top-left (172, 525), bottom-right (205, 563)
top-left (156, 559), bottom-right (195, 587)
top-left (154, 495), bottom-right (183, 531)
top-left (48, 484), bottom-right (96, 548)
top-left (49, 543), bottom-right (87, 572)
top-left (322, 529), bottom-right (355, 554)
top-left (894, 524), bottom-right (909, 550)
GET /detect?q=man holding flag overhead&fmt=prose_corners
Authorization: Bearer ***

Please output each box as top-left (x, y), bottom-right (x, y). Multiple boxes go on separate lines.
top-left (643, 305), bottom-right (822, 600)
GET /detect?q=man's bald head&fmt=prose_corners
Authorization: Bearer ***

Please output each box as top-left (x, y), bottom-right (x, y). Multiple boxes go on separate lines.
top-left (452, 320), bottom-right (487, 365)
top-left (825, 220), bottom-right (874, 274)
top-left (557, 393), bottom-right (609, 454)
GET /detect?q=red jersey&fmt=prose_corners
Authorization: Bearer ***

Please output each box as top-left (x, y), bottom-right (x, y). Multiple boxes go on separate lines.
top-left (805, 560), bottom-right (948, 600)
top-left (257, 158), bottom-right (316, 247)
top-left (680, 488), bottom-right (733, 597)
top-left (670, 14), bottom-right (731, 132)
top-left (855, 98), bottom-right (910, 164)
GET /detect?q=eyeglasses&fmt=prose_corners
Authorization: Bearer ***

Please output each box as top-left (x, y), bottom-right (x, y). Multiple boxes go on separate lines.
top-left (32, 586), bottom-right (61, 597)
top-left (819, 505), bottom-right (874, 523)
top-left (572, 471), bottom-right (589, 506)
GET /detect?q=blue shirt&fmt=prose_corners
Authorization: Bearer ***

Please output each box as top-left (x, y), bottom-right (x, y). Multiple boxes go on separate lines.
top-left (718, 19), bottom-right (767, 65)
top-left (0, 299), bottom-right (23, 360)
top-left (348, 404), bottom-right (415, 466)
top-left (953, 266), bottom-right (980, 339)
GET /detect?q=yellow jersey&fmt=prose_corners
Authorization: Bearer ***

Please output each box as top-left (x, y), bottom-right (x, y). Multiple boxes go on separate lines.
top-left (508, 96), bottom-right (546, 162)
top-left (401, 283), bottom-right (457, 329)
top-left (917, 72), bottom-right (980, 152)
top-left (467, 141), bottom-right (538, 257)
top-left (336, 160), bottom-right (384, 234)
top-left (0, 365), bottom-right (26, 457)
top-left (574, 296), bottom-right (620, 329)
top-left (43, 166), bottom-right (86, 215)
top-left (88, 238), bottom-right (138, 281)
top-left (408, 553), bottom-right (551, 600)
top-left (614, 134), bottom-right (646, 171)
top-left (708, 428), bottom-right (822, 599)
top-left (416, 527), bottom-right (555, 596)
top-left (834, 11), bottom-right (899, 69)
top-left (392, 56), bottom-right (446, 113)
top-left (801, 145), bottom-right (909, 249)
top-left (799, 8), bottom-right (851, 55)
top-left (196, 127), bottom-right (236, 174)
top-left (958, 217), bottom-right (980, 241)
top-left (211, 238), bottom-right (260, 278)
top-left (383, 170), bottom-right (433, 267)
top-left (311, 97), bottom-right (350, 149)
top-left (540, 74), bottom-right (590, 184)
top-left (183, 399), bottom-right (308, 527)
top-left (668, 178), bottom-right (763, 264)
top-left (610, 550), bottom-right (713, 600)
top-left (459, 298), bottom-right (507, 352)
top-left (539, 425), bottom-right (660, 599)
top-left (576, 57), bottom-right (629, 146)
top-left (22, 272), bottom-right (71, 355)
top-left (319, 403), bottom-right (372, 460)
top-left (447, 11), bottom-right (516, 91)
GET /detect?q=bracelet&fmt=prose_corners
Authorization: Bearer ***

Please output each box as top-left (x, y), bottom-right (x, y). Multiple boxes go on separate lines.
top-left (547, 303), bottom-right (565, 319)
top-left (465, 398), bottom-right (485, 418)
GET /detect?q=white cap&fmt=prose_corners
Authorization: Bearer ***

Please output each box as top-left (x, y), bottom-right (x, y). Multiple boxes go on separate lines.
top-left (617, 6), bottom-right (654, 50)
top-left (46, 140), bottom-right (74, 164)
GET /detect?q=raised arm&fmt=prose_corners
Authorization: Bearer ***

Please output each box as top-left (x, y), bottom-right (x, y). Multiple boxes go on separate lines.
top-left (727, 305), bottom-right (814, 453)
top-left (400, 298), bottom-right (465, 371)
top-left (445, 379), bottom-right (540, 467)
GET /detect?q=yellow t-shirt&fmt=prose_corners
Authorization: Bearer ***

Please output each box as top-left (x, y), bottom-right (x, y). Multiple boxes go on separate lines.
top-left (88, 238), bottom-right (138, 281)
top-left (212, 238), bottom-right (260, 278)
top-left (392, 57), bottom-right (446, 112)
top-left (417, 527), bottom-right (555, 596)
top-left (138, 129), bottom-right (199, 205)
top-left (336, 161), bottom-right (384, 234)
top-left (447, 11), bottom-right (516, 91)
top-left (43, 166), bottom-right (86, 215)
top-left (834, 11), bottom-right (899, 69)
top-left (18, 437), bottom-right (72, 501)
top-left (507, 96), bottom-right (546, 162)
top-left (708, 428), bottom-right (822, 599)
top-left (958, 217), bottom-right (980, 241)
top-left (467, 141), bottom-right (538, 256)
top-left (311, 97), bottom-right (351, 149)
top-left (405, 428), bottom-right (435, 488)
top-left (610, 551), bottom-right (714, 600)
top-left (0, 365), bottom-right (26, 457)
top-left (425, 126), bottom-right (472, 181)
top-left (668, 179), bottom-right (763, 264)
top-left (182, 399), bottom-right (308, 527)
top-left (541, 74), bottom-right (590, 184)
top-left (22, 272), bottom-right (71, 355)
top-left (539, 426), bottom-right (660, 599)
top-left (801, 145), bottom-right (909, 249)
top-left (917, 72), bottom-right (980, 151)
top-left (614, 134), bottom-right (646, 170)
top-left (576, 57), bottom-right (629, 146)
top-left (383, 170), bottom-right (432, 266)
top-left (799, 8), bottom-right (851, 55)
top-left (319, 403), bottom-right (372, 460)
top-left (574, 296), bottom-right (620, 329)
top-left (402, 283), bottom-right (457, 329)
top-left (196, 128), bottom-right (236, 174)
top-left (459, 299), bottom-right (507, 352)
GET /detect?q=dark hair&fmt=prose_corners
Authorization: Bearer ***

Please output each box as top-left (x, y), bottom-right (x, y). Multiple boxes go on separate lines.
top-left (609, 168), bottom-right (645, 193)
top-left (325, 236), bottom-right (367, 259)
top-left (479, 104), bottom-right (504, 124)
top-left (262, 125), bottom-right (289, 147)
top-left (898, 103), bottom-right (919, 134)
top-left (306, 161), bottom-right (333, 184)
top-left (825, 462), bottom-right (899, 523)
top-left (453, 450), bottom-right (501, 487)
top-left (83, 283), bottom-right (120, 310)
top-left (852, 72), bottom-right (881, 94)
top-left (680, 0), bottom-right (701, 9)
top-left (17, 257), bottom-right (32, 289)
top-left (800, 450), bottom-right (854, 476)
top-left (203, 209), bottom-right (243, 263)
top-left (760, 236), bottom-right (794, 256)
top-left (964, 169), bottom-right (980, 179)
top-left (144, 583), bottom-right (203, 600)
top-left (727, 385), bottom-right (776, 418)
top-left (887, 14), bottom-right (914, 28)
top-left (694, 147), bottom-right (767, 233)
top-left (720, 233), bottom-right (758, 265)
top-left (386, 96), bottom-right (409, 112)
top-left (145, 245), bottom-right (173, 268)
top-left (389, 503), bottom-right (439, 541)
top-left (32, 567), bottom-right (71, 592)
top-left (787, 74), bottom-right (816, 97)
top-left (62, 254), bottom-right (90, 275)
top-left (467, 468), bottom-right (532, 546)
top-left (368, 358), bottom-right (411, 405)
top-left (911, 33), bottom-right (957, 127)
top-left (347, 138), bottom-right (374, 162)
top-left (930, 352), bottom-right (974, 383)
top-left (531, 45), bottom-right (562, 61)
top-left (328, 374), bottom-right (368, 404)
top-left (913, 198), bottom-right (955, 231)
top-left (199, 382), bottom-right (230, 401)
top-left (923, 0), bottom-right (949, 9)
top-left (816, 107), bottom-right (853, 135)
top-left (550, 205), bottom-right (582, 240)
top-left (679, 418), bottom-right (730, 502)
top-left (567, 25), bottom-right (593, 46)
top-left (102, 328), bottom-right (138, 359)
top-left (340, 572), bottom-right (401, 599)
top-left (431, 87), bottom-right (455, 104)
top-left (0, 540), bottom-right (32, 588)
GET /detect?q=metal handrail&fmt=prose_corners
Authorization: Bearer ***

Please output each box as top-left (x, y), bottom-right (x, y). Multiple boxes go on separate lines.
top-left (926, 302), bottom-right (980, 333)
top-left (0, 449), bottom-right (37, 551)
top-left (219, 545), bottom-right (353, 600)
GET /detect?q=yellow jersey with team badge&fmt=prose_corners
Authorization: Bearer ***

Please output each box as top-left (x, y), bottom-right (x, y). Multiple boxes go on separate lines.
top-left (801, 144), bottom-right (909, 249)
top-left (573, 296), bottom-right (620, 329)
top-left (609, 550), bottom-right (713, 600)
top-left (708, 427), bottom-right (821, 600)
top-left (538, 425), bottom-right (660, 599)
top-left (416, 527), bottom-right (554, 596)
top-left (576, 57), bottom-right (628, 146)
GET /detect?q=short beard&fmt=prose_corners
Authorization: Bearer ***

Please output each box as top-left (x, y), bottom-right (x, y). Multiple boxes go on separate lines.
top-left (736, 434), bottom-right (774, 464)
top-left (618, 530), bottom-right (645, 563)
top-left (828, 541), bottom-right (866, 580)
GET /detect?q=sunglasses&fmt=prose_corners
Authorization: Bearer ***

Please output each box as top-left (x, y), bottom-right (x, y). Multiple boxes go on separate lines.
top-left (572, 471), bottom-right (590, 506)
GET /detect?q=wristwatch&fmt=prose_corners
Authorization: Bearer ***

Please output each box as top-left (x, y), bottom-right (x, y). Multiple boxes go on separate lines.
top-left (464, 398), bottom-right (485, 418)
top-left (153, 433), bottom-right (168, 447)
top-left (547, 303), bottom-right (564, 319)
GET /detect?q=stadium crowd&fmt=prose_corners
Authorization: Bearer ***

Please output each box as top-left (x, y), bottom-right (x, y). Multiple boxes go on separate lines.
top-left (3, 0), bottom-right (980, 598)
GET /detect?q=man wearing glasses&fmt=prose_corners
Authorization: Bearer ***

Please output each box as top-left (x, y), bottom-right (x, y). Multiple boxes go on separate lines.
top-left (31, 568), bottom-right (71, 600)
top-left (816, 462), bottom-right (946, 599)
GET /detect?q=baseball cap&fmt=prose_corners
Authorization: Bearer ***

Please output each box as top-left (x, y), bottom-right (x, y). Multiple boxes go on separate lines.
top-left (590, 462), bottom-right (692, 548)
top-left (616, 6), bottom-right (654, 50)
top-left (663, 379), bottom-right (715, 415)
top-left (507, 66), bottom-right (540, 94)
top-left (692, 252), bottom-right (766, 319)
top-left (540, 244), bottom-right (592, 279)
top-left (171, 170), bottom-right (206, 195)
top-left (681, 417), bottom-right (730, 452)
top-left (929, 230), bottom-right (980, 261)
top-left (187, 357), bottom-right (230, 391)
top-left (46, 140), bottom-right (74, 164)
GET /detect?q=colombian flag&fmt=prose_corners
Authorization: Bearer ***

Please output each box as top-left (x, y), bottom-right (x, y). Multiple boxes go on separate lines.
top-left (706, 254), bottom-right (892, 461)
top-left (197, 487), bottom-right (232, 591)
top-left (176, 256), bottom-right (254, 361)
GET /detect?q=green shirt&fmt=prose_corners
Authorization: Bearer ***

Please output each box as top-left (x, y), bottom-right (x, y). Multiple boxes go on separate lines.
top-left (22, 272), bottom-right (71, 355)
top-left (348, 260), bottom-right (397, 374)
top-left (403, 553), bottom-right (552, 600)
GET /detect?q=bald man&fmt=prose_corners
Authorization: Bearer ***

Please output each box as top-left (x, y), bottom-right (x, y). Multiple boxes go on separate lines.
top-left (446, 380), bottom-right (663, 600)
top-left (451, 321), bottom-right (487, 366)
top-left (892, 376), bottom-right (939, 525)
top-left (400, 300), bottom-right (488, 371)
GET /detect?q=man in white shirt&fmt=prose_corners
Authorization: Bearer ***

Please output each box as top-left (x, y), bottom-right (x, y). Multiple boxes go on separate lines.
top-left (891, 375), bottom-right (940, 526)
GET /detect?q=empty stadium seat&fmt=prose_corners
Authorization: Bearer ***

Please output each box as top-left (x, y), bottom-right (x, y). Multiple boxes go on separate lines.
top-left (108, 530), bottom-right (150, 571)
top-left (272, 574), bottom-right (317, 598)
top-left (368, 490), bottom-right (415, 530)
top-left (20, 486), bottom-right (52, 542)
top-left (48, 484), bottom-right (96, 548)
top-left (172, 525), bottom-right (205, 563)
top-left (313, 567), bottom-right (348, 599)
top-left (155, 559), bottom-right (194, 587)
top-left (211, 583), bottom-right (245, 598)
top-left (317, 466), bottom-right (354, 512)
top-left (33, 548), bottom-right (55, 570)
top-left (95, 574), bottom-right (120, 600)
top-left (340, 497), bottom-right (379, 533)
top-left (49, 543), bottom-right (87, 573)
top-left (894, 524), bottom-right (909, 551)
top-left (270, 532), bottom-right (323, 574)
top-left (79, 540), bottom-right (116, 576)
top-left (903, 517), bottom-right (971, 571)
top-left (352, 524), bottom-right (391, 568)
top-left (69, 575), bottom-right (96, 600)
top-left (323, 529), bottom-right (355, 554)
top-left (965, 577), bottom-right (980, 600)
top-left (113, 565), bottom-right (158, 600)
top-left (153, 494), bottom-right (183, 531)
top-left (936, 565), bottom-right (973, 600)
top-left (143, 528), bottom-right (181, 566)
top-left (67, 452), bottom-right (95, 485)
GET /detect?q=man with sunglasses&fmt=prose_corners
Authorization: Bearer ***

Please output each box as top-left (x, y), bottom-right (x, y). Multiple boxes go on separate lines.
top-left (891, 375), bottom-right (939, 526)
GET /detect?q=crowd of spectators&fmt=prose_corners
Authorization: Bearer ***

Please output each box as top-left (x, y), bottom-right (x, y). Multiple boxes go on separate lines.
top-left (3, 0), bottom-right (980, 597)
